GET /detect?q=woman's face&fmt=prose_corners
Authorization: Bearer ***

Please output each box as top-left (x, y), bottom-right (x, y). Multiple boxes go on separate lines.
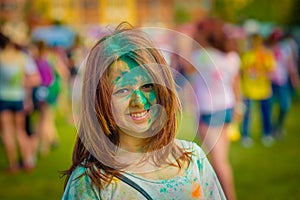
top-left (108, 59), bottom-right (157, 137)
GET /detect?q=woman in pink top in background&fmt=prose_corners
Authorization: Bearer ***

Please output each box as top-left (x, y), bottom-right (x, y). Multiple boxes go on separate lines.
top-left (191, 18), bottom-right (241, 200)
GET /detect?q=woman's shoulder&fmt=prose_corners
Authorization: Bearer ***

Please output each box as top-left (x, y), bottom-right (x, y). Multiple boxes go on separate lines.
top-left (66, 166), bottom-right (91, 187)
top-left (175, 139), bottom-right (194, 148)
top-left (66, 165), bottom-right (85, 179)
top-left (63, 166), bottom-right (99, 200)
top-left (175, 139), bottom-right (206, 158)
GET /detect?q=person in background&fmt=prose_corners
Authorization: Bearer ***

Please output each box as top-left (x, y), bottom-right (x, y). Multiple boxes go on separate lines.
top-left (191, 18), bottom-right (240, 200)
top-left (29, 41), bottom-right (68, 156)
top-left (283, 32), bottom-right (300, 99)
top-left (267, 29), bottom-right (299, 139)
top-left (62, 22), bottom-right (225, 200)
top-left (240, 33), bottom-right (275, 147)
top-left (0, 32), bottom-right (40, 173)
top-left (65, 35), bottom-right (87, 124)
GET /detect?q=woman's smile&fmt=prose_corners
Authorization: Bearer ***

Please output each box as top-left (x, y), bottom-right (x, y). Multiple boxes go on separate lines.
top-left (129, 109), bottom-right (149, 121)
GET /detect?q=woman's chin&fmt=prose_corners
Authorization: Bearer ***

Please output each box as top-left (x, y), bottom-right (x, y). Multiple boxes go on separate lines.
top-left (119, 123), bottom-right (153, 138)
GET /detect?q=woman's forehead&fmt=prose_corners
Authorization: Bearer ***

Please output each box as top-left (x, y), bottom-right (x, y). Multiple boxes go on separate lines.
top-left (109, 60), bottom-right (130, 74)
top-left (108, 59), bottom-right (151, 86)
top-left (108, 60), bottom-right (130, 84)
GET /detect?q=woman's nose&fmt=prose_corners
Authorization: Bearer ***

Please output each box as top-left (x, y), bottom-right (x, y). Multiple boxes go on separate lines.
top-left (130, 90), bottom-right (147, 108)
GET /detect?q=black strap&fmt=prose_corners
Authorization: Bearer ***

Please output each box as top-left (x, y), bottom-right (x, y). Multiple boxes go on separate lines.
top-left (114, 173), bottom-right (153, 200)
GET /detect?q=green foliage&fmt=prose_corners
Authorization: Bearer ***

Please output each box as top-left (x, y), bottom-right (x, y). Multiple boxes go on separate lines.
top-left (212, 0), bottom-right (295, 25)
top-left (174, 3), bottom-right (191, 24)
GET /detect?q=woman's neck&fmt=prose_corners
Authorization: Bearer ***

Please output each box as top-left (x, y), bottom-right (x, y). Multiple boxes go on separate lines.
top-left (119, 131), bottom-right (146, 152)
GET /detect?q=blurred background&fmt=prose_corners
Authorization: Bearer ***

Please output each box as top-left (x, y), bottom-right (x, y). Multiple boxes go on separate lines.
top-left (0, 0), bottom-right (300, 199)
top-left (1, 0), bottom-right (300, 48)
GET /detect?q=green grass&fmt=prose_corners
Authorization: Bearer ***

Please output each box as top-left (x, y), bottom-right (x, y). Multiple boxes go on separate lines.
top-left (230, 97), bottom-right (300, 200)
top-left (0, 95), bottom-right (300, 199)
top-left (0, 111), bottom-right (76, 200)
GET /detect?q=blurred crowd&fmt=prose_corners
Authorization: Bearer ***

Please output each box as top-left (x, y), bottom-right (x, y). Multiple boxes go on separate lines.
top-left (0, 29), bottom-right (87, 174)
top-left (170, 17), bottom-right (299, 200)
top-left (174, 17), bottom-right (299, 147)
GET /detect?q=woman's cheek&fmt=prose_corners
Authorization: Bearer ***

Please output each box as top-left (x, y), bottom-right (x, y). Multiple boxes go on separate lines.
top-left (148, 90), bottom-right (157, 104)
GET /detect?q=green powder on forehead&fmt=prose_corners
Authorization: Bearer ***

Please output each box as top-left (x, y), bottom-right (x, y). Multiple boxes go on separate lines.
top-left (119, 55), bottom-right (139, 70)
top-left (114, 55), bottom-right (153, 86)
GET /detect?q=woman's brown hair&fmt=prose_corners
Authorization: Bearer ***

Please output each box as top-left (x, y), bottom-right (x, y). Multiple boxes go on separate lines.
top-left (63, 22), bottom-right (191, 189)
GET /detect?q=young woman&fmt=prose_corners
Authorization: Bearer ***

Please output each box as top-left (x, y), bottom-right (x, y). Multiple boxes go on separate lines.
top-left (62, 23), bottom-right (225, 200)
top-left (0, 33), bottom-right (40, 173)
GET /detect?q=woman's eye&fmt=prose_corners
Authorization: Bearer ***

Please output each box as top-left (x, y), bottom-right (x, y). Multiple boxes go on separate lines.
top-left (141, 83), bottom-right (154, 92)
top-left (114, 88), bottom-right (129, 95)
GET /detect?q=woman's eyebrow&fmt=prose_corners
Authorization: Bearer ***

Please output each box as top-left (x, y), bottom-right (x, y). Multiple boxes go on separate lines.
top-left (116, 79), bottom-right (137, 88)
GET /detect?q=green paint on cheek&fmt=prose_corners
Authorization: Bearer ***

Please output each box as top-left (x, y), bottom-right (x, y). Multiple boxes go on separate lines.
top-left (149, 90), bottom-right (157, 104)
top-left (146, 90), bottom-right (157, 125)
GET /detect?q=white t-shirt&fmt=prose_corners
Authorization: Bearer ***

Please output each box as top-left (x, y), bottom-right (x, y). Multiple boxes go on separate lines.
top-left (271, 42), bottom-right (292, 86)
top-left (62, 140), bottom-right (226, 200)
top-left (191, 47), bottom-right (240, 114)
top-left (0, 50), bottom-right (38, 101)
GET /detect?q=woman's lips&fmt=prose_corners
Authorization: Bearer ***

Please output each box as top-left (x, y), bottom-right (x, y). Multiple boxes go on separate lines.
top-left (129, 110), bottom-right (149, 121)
